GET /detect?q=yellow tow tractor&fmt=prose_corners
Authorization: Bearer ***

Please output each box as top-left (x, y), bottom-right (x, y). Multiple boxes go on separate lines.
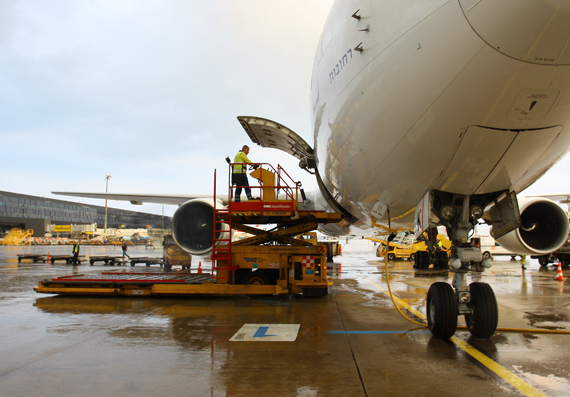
top-left (370, 231), bottom-right (451, 267)
top-left (35, 162), bottom-right (342, 297)
top-left (163, 235), bottom-right (192, 271)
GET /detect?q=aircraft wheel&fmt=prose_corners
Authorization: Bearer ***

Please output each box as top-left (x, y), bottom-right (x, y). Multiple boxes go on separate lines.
top-left (427, 282), bottom-right (458, 339)
top-left (243, 270), bottom-right (271, 285)
top-left (464, 282), bottom-right (498, 338)
top-left (388, 253), bottom-right (396, 261)
top-left (538, 256), bottom-right (549, 267)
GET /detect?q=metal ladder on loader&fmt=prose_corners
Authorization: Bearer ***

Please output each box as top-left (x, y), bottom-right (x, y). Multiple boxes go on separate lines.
top-left (211, 169), bottom-right (236, 284)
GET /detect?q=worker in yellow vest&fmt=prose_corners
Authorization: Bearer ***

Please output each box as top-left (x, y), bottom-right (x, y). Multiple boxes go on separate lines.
top-left (232, 145), bottom-right (259, 202)
top-left (72, 241), bottom-right (80, 265)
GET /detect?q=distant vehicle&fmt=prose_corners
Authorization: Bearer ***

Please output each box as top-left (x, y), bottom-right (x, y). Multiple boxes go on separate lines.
top-left (469, 236), bottom-right (521, 260)
top-left (163, 235), bottom-right (191, 271)
top-left (296, 232), bottom-right (340, 261)
top-left (532, 236), bottom-right (570, 267)
top-left (373, 231), bottom-right (451, 269)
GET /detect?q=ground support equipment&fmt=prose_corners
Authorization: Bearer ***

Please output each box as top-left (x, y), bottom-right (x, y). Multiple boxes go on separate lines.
top-left (48, 255), bottom-right (86, 265)
top-left (18, 254), bottom-right (48, 263)
top-left (129, 257), bottom-right (164, 267)
top-left (89, 256), bottom-right (124, 266)
top-left (34, 163), bottom-right (343, 297)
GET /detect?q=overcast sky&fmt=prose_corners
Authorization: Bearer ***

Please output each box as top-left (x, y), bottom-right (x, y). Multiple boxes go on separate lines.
top-left (1, 0), bottom-right (569, 220)
top-left (0, 0), bottom-right (334, 216)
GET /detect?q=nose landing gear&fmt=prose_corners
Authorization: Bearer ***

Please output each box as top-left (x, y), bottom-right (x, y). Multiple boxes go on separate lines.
top-left (418, 190), bottom-right (510, 339)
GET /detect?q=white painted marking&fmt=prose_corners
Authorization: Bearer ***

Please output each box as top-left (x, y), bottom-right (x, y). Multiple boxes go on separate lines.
top-left (230, 324), bottom-right (300, 342)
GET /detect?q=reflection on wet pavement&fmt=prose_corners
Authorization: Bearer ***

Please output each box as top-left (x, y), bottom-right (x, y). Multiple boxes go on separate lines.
top-left (1, 242), bottom-right (569, 396)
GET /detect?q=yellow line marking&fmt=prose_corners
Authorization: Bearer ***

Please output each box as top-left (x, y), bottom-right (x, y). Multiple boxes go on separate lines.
top-left (363, 279), bottom-right (547, 397)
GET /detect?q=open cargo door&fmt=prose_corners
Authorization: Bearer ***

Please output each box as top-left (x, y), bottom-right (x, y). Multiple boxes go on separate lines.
top-left (237, 116), bottom-right (316, 173)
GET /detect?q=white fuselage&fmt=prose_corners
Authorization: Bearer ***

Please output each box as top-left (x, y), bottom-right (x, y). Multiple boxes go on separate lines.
top-left (311, 0), bottom-right (570, 229)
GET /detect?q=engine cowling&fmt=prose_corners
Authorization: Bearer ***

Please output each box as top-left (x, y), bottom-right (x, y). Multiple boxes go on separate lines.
top-left (495, 198), bottom-right (569, 255)
top-left (171, 199), bottom-right (228, 255)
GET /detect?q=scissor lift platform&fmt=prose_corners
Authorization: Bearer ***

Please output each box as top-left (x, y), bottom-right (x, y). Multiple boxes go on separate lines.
top-left (34, 271), bottom-right (286, 296)
top-left (34, 162), bottom-right (343, 298)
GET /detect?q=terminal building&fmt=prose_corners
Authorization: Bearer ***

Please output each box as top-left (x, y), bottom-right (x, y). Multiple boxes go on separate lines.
top-left (0, 190), bottom-right (171, 237)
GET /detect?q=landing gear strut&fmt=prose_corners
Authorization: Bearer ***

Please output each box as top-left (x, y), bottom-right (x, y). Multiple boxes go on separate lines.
top-left (418, 190), bottom-right (509, 339)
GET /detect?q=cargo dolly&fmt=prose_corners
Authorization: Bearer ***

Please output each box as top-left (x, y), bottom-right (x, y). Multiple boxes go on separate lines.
top-left (129, 257), bottom-right (164, 267)
top-left (18, 254), bottom-right (48, 263)
top-left (88, 256), bottom-right (164, 267)
top-left (35, 163), bottom-right (342, 297)
top-left (18, 254), bottom-right (85, 264)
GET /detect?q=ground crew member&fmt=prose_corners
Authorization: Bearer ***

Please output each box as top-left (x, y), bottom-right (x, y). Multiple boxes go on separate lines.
top-left (122, 242), bottom-right (130, 261)
top-left (232, 145), bottom-right (258, 202)
top-left (72, 240), bottom-right (80, 265)
top-left (521, 254), bottom-right (527, 270)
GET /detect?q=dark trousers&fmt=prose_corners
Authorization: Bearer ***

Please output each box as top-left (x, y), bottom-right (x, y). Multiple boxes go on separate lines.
top-left (233, 173), bottom-right (251, 201)
top-left (72, 252), bottom-right (79, 265)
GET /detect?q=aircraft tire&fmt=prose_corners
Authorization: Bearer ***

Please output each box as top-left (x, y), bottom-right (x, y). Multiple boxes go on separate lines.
top-left (538, 256), bottom-right (549, 267)
top-left (243, 270), bottom-right (271, 285)
top-left (464, 282), bottom-right (498, 339)
top-left (427, 282), bottom-right (457, 339)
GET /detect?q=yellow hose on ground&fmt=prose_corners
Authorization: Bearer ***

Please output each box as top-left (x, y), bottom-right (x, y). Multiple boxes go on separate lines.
top-left (382, 242), bottom-right (570, 335)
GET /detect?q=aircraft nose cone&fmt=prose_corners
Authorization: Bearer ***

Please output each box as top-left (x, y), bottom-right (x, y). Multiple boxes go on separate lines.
top-left (459, 0), bottom-right (570, 65)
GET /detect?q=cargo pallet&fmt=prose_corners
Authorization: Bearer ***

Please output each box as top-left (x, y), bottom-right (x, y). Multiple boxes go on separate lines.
top-left (35, 162), bottom-right (342, 297)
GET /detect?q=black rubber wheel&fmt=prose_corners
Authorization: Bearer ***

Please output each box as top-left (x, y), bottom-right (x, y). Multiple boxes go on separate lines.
top-left (415, 250), bottom-right (430, 269)
top-left (464, 282), bottom-right (498, 339)
top-left (18, 257), bottom-right (22, 263)
top-left (131, 262), bottom-right (136, 267)
top-left (427, 282), bottom-right (458, 339)
top-left (538, 256), bottom-right (549, 267)
top-left (90, 259), bottom-right (94, 265)
top-left (388, 253), bottom-right (396, 261)
top-left (410, 253), bottom-right (416, 260)
top-left (50, 258), bottom-right (55, 264)
top-left (242, 270), bottom-right (271, 285)
top-left (436, 251), bottom-right (449, 270)
top-left (482, 251), bottom-right (491, 260)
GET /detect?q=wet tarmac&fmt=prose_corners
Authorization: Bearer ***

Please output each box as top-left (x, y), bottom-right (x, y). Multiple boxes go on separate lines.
top-left (1, 241), bottom-right (570, 396)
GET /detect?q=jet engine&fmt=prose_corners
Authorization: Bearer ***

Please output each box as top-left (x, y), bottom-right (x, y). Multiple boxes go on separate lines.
top-left (495, 198), bottom-right (569, 255)
top-left (171, 199), bottom-right (228, 255)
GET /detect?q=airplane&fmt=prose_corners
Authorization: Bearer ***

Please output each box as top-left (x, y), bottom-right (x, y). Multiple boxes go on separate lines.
top-left (53, 0), bottom-right (570, 340)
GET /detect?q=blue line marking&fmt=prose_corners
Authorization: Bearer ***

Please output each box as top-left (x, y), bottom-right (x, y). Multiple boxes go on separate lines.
top-left (328, 330), bottom-right (431, 334)
top-left (254, 327), bottom-right (277, 338)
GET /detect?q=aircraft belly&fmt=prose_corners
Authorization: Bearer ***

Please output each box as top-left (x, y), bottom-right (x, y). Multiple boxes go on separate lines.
top-left (437, 126), bottom-right (517, 194)
top-left (475, 126), bottom-right (566, 195)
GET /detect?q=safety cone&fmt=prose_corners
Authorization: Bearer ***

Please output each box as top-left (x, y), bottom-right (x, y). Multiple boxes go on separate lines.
top-left (47, 251), bottom-right (50, 263)
top-left (555, 262), bottom-right (564, 281)
top-left (198, 261), bottom-right (202, 274)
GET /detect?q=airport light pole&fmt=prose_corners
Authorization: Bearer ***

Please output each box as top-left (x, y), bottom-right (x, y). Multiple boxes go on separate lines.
top-left (104, 174), bottom-right (112, 236)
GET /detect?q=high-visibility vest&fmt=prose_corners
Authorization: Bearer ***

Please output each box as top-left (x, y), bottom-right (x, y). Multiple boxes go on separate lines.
top-left (233, 151), bottom-right (251, 173)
